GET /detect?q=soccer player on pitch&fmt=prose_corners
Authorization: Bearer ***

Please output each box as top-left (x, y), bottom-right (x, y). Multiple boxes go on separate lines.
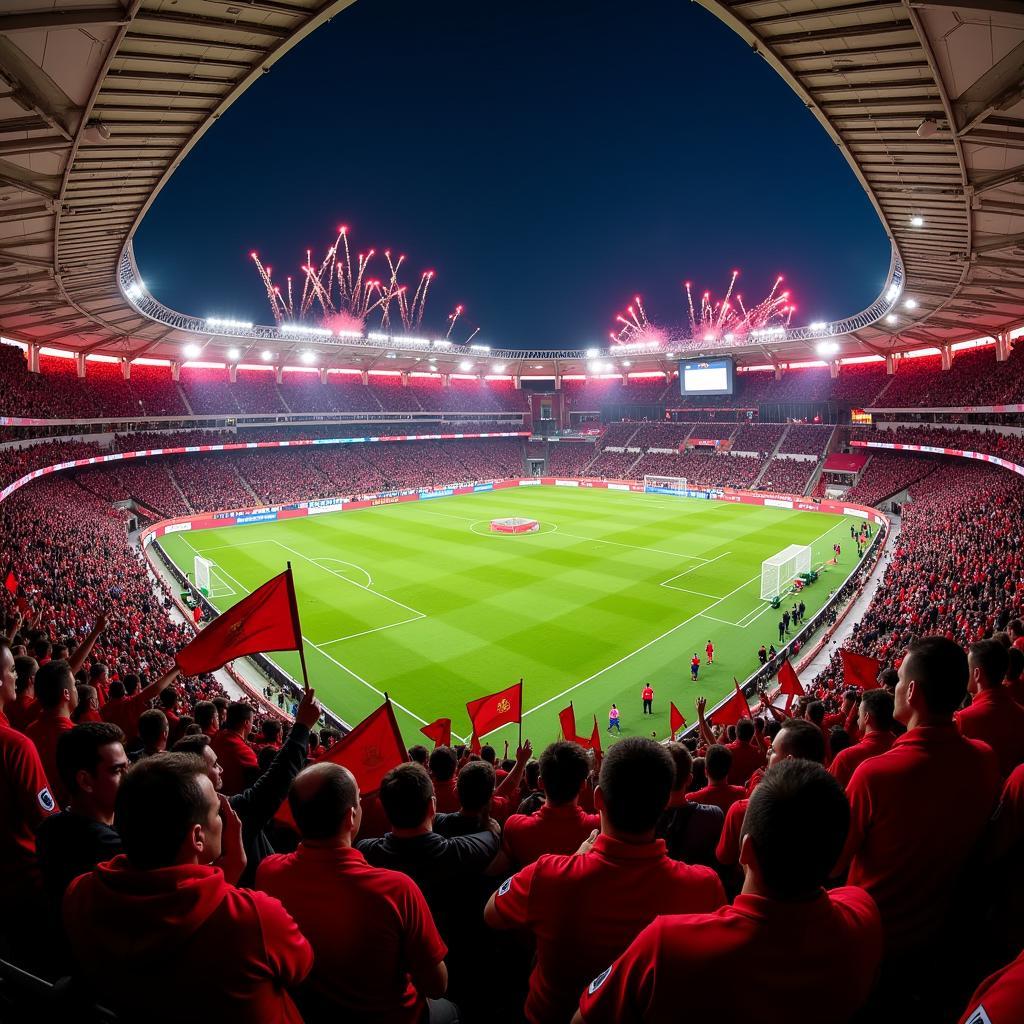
top-left (641, 685), bottom-right (654, 716)
top-left (705, 641), bottom-right (714, 665)
top-left (690, 655), bottom-right (700, 682)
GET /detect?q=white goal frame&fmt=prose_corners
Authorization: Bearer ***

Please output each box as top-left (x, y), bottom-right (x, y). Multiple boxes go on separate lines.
top-left (643, 475), bottom-right (689, 495)
top-left (760, 544), bottom-right (812, 601)
top-left (194, 555), bottom-right (235, 600)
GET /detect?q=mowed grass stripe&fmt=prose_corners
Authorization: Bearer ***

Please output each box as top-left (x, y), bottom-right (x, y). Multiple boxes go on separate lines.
top-left (161, 488), bottom-right (863, 745)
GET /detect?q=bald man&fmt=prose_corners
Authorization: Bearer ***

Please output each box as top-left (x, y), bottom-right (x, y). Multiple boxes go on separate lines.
top-left (257, 763), bottom-right (457, 1023)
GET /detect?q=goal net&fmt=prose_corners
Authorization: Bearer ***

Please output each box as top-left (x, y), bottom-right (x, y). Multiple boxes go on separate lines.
top-left (194, 555), bottom-right (235, 601)
top-left (760, 544), bottom-right (812, 601)
top-left (643, 475), bottom-right (689, 495)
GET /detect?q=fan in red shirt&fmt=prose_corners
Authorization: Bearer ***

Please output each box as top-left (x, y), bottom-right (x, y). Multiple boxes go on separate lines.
top-left (958, 948), bottom-right (1024, 1024)
top-left (838, 637), bottom-right (1001, 965)
top-left (725, 719), bottom-right (766, 786)
top-left (485, 737), bottom-right (725, 1024)
top-left (716, 719), bottom-right (826, 884)
top-left (211, 701), bottom-right (259, 795)
top-left (6, 654), bottom-right (39, 733)
top-left (258, 761), bottom-right (454, 1024)
top-left (100, 666), bottom-right (180, 748)
top-left (25, 659), bottom-right (78, 808)
top-left (64, 752), bottom-right (312, 1023)
top-left (956, 639), bottom-right (1024, 777)
top-left (428, 746), bottom-right (461, 814)
top-left (829, 690), bottom-right (895, 790)
top-left (685, 744), bottom-right (746, 814)
top-left (0, 639), bottom-right (58, 950)
top-left (499, 740), bottom-right (600, 870)
top-left (575, 761), bottom-right (882, 1024)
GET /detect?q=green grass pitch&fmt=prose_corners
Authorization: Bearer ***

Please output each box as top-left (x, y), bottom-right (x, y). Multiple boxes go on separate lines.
top-left (159, 488), bottom-right (863, 749)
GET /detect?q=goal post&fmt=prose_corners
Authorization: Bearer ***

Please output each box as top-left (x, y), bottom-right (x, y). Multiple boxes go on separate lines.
top-left (643, 475), bottom-right (689, 495)
top-left (193, 555), bottom-right (235, 600)
top-left (760, 544), bottom-right (812, 601)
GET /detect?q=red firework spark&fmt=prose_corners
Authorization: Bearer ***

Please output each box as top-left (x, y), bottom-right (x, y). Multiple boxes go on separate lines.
top-left (611, 270), bottom-right (796, 345)
top-left (250, 226), bottom-right (480, 340)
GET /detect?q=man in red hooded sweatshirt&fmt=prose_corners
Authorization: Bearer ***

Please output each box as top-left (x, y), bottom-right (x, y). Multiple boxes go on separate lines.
top-left (63, 752), bottom-right (312, 1022)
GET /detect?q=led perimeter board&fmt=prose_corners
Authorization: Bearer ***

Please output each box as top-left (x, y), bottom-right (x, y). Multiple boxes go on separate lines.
top-left (679, 357), bottom-right (735, 397)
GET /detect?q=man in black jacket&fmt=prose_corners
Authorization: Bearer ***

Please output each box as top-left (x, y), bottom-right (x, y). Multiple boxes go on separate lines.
top-left (173, 687), bottom-right (321, 886)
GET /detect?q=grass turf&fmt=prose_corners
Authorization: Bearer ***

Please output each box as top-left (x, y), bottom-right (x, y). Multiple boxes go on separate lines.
top-left (159, 487), bottom-right (863, 749)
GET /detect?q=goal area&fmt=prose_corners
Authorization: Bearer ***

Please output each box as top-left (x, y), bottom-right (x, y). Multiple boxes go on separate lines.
top-left (643, 475), bottom-right (689, 495)
top-left (760, 544), bottom-right (812, 601)
top-left (193, 555), bottom-right (235, 600)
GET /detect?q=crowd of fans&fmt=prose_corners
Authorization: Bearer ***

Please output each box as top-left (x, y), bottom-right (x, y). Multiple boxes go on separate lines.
top-left (758, 456), bottom-right (817, 494)
top-left (878, 344), bottom-right (1024, 409)
top-left (842, 454), bottom-right (937, 507)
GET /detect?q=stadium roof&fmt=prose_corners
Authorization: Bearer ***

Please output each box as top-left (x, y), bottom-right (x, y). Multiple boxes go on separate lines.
top-left (0, 0), bottom-right (1021, 376)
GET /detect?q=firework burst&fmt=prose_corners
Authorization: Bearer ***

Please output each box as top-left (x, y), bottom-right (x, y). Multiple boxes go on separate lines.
top-left (250, 226), bottom-right (480, 341)
top-left (611, 270), bottom-right (795, 346)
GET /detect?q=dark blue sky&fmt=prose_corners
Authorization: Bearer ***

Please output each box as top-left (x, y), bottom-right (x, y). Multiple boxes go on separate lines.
top-left (134, 0), bottom-right (889, 347)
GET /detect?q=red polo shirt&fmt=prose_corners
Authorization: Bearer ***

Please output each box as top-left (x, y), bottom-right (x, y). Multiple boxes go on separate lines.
top-left (25, 711), bottom-right (73, 808)
top-left (725, 739), bottom-right (765, 786)
top-left (101, 692), bottom-right (150, 743)
top-left (715, 796), bottom-right (749, 866)
top-left (211, 727), bottom-right (259, 795)
top-left (828, 731), bottom-right (895, 790)
top-left (959, 947), bottom-right (1024, 1024)
top-left (6, 694), bottom-right (39, 733)
top-left (432, 776), bottom-right (460, 814)
top-left (840, 723), bottom-right (1000, 956)
top-left (65, 858), bottom-right (311, 1023)
top-left (490, 833), bottom-right (725, 1024)
top-left (0, 712), bottom-right (57, 905)
top-left (578, 887), bottom-right (882, 1024)
top-left (502, 802), bottom-right (600, 868)
top-left (258, 843), bottom-right (446, 1024)
top-left (956, 687), bottom-right (1024, 777)
top-left (685, 780), bottom-right (746, 815)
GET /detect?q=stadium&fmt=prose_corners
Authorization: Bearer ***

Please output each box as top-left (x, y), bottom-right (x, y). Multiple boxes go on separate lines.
top-left (1, 0), bottom-right (1023, 1021)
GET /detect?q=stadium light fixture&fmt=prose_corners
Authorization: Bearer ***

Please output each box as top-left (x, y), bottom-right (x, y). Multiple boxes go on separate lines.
top-left (586, 348), bottom-right (598, 358)
top-left (183, 343), bottom-right (201, 359)
top-left (886, 314), bottom-right (898, 325)
top-left (261, 350), bottom-right (273, 361)
top-left (623, 360), bottom-right (631, 367)
top-left (910, 216), bottom-right (924, 228)
top-left (301, 351), bottom-right (316, 364)
top-left (492, 363), bottom-right (506, 373)
top-left (226, 347), bottom-right (240, 361)
top-left (809, 321), bottom-right (827, 332)
top-left (904, 298), bottom-right (918, 310)
top-left (816, 341), bottom-right (839, 357)
top-left (459, 360), bottom-right (473, 371)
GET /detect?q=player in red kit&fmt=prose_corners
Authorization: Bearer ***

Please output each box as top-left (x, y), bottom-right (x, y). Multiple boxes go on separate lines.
top-left (705, 641), bottom-right (714, 665)
top-left (641, 685), bottom-right (654, 716)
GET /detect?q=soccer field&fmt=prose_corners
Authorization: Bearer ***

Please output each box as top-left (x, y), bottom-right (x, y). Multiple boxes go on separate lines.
top-left (159, 488), bottom-right (862, 747)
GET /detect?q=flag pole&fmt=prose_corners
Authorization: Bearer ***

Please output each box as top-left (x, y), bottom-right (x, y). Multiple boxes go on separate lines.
top-left (518, 677), bottom-right (523, 748)
top-left (285, 562), bottom-right (311, 691)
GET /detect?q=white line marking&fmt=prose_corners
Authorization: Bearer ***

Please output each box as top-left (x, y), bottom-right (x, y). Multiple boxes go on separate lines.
top-left (551, 529), bottom-right (710, 562)
top-left (271, 539), bottom-right (426, 620)
top-left (313, 556), bottom-right (373, 588)
top-left (318, 615), bottom-right (425, 645)
top-left (660, 550), bottom-right (732, 589)
top-left (523, 569), bottom-right (762, 720)
top-left (701, 613), bottom-right (744, 627)
top-left (660, 585), bottom-right (722, 599)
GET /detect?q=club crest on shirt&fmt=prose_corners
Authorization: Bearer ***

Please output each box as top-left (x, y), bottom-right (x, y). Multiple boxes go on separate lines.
top-left (37, 787), bottom-right (55, 812)
top-left (964, 1008), bottom-right (992, 1024)
top-left (588, 967), bottom-right (612, 994)
top-left (496, 698), bottom-right (511, 713)
top-left (498, 877), bottom-right (512, 897)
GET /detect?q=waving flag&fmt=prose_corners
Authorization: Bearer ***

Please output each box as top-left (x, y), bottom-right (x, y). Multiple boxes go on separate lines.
top-left (840, 649), bottom-right (881, 691)
top-left (420, 718), bottom-right (452, 748)
top-left (175, 569), bottom-right (301, 675)
top-left (670, 702), bottom-right (686, 739)
top-left (466, 680), bottom-right (523, 738)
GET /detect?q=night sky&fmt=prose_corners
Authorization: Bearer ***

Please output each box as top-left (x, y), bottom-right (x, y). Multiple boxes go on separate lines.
top-left (134, 0), bottom-right (890, 348)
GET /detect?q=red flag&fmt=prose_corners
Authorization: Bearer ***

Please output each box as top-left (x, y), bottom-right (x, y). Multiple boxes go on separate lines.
top-left (840, 648), bottom-right (881, 691)
top-left (4, 570), bottom-right (17, 594)
top-left (588, 715), bottom-right (602, 757)
top-left (466, 680), bottom-right (522, 739)
top-left (469, 731), bottom-right (481, 756)
top-left (778, 659), bottom-right (804, 696)
top-left (558, 703), bottom-right (578, 743)
top-left (711, 680), bottom-right (752, 727)
top-left (175, 569), bottom-right (301, 675)
top-left (276, 700), bottom-right (407, 830)
top-left (420, 717), bottom-right (452, 748)
top-left (192, 604), bottom-right (203, 625)
top-left (670, 702), bottom-right (686, 739)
